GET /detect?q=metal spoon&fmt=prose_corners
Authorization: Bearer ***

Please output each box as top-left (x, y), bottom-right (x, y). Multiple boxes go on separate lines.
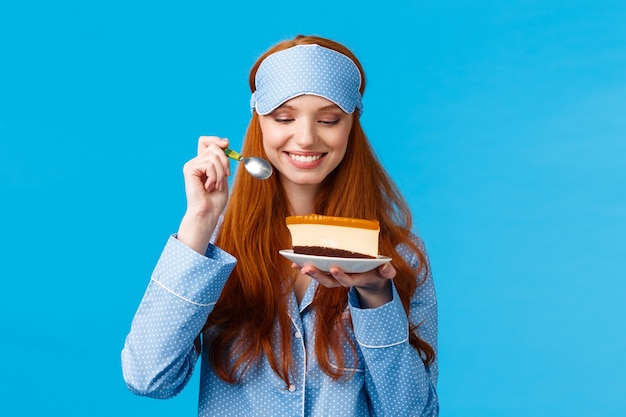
top-left (224, 148), bottom-right (273, 180)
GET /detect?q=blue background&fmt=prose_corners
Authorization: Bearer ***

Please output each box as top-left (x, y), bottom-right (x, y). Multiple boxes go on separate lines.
top-left (1, 1), bottom-right (624, 416)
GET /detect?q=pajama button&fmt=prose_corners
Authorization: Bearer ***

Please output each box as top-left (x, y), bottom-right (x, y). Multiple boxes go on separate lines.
top-left (294, 331), bottom-right (302, 339)
top-left (288, 384), bottom-right (296, 392)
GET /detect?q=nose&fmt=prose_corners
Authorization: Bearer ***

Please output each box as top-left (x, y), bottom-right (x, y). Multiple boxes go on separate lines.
top-left (292, 119), bottom-right (317, 148)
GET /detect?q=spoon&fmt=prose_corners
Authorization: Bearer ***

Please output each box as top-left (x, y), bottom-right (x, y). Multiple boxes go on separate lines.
top-left (224, 147), bottom-right (273, 180)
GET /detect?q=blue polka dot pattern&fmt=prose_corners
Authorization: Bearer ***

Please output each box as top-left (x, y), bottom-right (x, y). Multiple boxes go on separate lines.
top-left (250, 44), bottom-right (363, 116)
top-left (122, 234), bottom-right (438, 416)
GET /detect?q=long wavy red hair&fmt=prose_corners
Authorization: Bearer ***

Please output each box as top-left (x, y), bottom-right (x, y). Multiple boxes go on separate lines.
top-left (205, 35), bottom-right (434, 386)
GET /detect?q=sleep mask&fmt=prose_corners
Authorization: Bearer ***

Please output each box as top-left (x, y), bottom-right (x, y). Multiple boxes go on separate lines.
top-left (250, 44), bottom-right (363, 115)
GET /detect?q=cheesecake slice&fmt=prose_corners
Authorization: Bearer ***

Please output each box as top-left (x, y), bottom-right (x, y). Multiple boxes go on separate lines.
top-left (286, 214), bottom-right (379, 259)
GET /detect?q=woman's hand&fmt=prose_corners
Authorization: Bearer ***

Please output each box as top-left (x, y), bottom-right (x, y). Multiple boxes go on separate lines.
top-left (177, 136), bottom-right (231, 254)
top-left (294, 262), bottom-right (396, 309)
top-left (183, 136), bottom-right (230, 214)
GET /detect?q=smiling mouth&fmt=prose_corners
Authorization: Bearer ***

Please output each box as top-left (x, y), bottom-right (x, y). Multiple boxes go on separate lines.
top-left (287, 153), bottom-right (325, 163)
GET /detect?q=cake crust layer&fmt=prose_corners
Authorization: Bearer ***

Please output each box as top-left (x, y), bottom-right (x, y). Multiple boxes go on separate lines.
top-left (292, 246), bottom-right (376, 259)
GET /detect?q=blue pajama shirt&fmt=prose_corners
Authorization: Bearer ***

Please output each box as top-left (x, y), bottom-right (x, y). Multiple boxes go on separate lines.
top-left (122, 235), bottom-right (438, 416)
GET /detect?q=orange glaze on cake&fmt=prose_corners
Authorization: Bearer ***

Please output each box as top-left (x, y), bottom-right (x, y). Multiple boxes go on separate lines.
top-left (286, 214), bottom-right (379, 230)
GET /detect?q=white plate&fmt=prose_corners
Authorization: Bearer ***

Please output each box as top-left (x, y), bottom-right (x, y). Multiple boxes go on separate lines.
top-left (279, 249), bottom-right (391, 273)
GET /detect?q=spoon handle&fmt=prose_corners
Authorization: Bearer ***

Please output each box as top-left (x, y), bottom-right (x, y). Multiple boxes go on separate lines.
top-left (224, 147), bottom-right (243, 161)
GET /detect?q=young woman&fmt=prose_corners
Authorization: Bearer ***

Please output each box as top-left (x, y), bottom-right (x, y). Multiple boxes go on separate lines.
top-left (122, 35), bottom-right (439, 416)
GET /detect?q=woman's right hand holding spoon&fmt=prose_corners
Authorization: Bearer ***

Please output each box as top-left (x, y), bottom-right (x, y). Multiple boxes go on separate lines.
top-left (177, 136), bottom-right (231, 254)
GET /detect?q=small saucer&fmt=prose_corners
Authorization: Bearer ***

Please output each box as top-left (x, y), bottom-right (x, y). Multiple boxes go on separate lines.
top-left (279, 249), bottom-right (391, 273)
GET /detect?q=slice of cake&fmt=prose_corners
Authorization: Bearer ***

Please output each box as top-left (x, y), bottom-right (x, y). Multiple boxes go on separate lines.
top-left (286, 214), bottom-right (380, 259)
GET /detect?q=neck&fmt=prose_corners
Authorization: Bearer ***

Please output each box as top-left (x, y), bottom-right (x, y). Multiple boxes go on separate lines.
top-left (283, 183), bottom-right (319, 215)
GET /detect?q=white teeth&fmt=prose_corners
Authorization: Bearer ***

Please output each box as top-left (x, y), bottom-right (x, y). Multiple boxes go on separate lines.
top-left (288, 153), bottom-right (323, 163)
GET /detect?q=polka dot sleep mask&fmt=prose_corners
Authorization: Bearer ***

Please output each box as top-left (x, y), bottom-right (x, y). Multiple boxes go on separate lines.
top-left (250, 44), bottom-right (363, 115)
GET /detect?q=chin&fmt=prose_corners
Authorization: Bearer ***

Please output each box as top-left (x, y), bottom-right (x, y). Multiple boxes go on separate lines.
top-left (282, 173), bottom-right (328, 186)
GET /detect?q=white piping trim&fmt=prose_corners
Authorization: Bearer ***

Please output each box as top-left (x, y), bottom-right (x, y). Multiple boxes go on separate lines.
top-left (287, 315), bottom-right (307, 417)
top-left (151, 278), bottom-right (214, 307)
top-left (330, 363), bottom-right (365, 373)
top-left (357, 337), bottom-right (408, 349)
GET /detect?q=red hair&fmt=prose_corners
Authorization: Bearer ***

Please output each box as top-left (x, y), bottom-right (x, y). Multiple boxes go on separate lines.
top-left (205, 35), bottom-right (434, 386)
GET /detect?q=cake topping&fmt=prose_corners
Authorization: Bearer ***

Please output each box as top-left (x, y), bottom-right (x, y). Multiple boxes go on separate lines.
top-left (286, 214), bottom-right (379, 230)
